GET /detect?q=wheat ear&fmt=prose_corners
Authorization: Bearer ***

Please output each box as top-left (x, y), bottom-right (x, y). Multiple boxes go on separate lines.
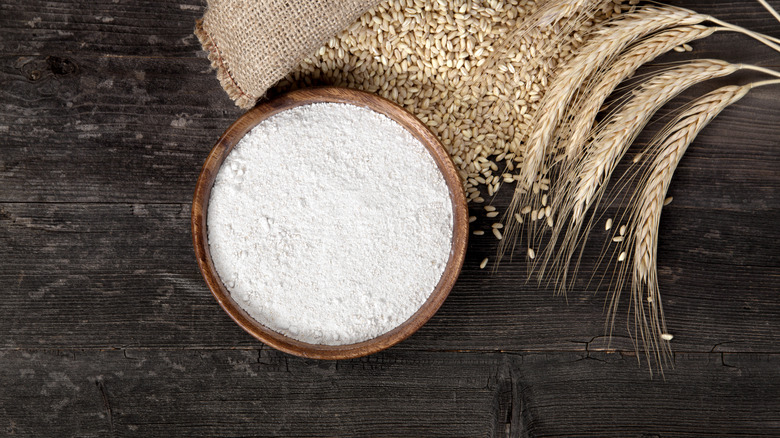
top-left (568, 60), bottom-right (742, 225)
top-left (515, 6), bottom-right (708, 190)
top-left (633, 78), bottom-right (780, 287)
top-left (514, 4), bottom-right (780, 192)
top-left (557, 25), bottom-right (718, 164)
top-left (535, 60), bottom-right (740, 288)
top-left (621, 84), bottom-right (757, 375)
top-left (498, 6), bottom-right (708, 266)
top-left (558, 21), bottom-right (780, 170)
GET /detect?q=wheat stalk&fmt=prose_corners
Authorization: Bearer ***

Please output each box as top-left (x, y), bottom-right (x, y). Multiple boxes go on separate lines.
top-left (758, 0), bottom-right (780, 24)
top-left (705, 14), bottom-right (780, 51)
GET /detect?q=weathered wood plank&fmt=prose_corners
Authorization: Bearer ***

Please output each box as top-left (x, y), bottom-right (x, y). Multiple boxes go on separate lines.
top-left (0, 349), bottom-right (509, 437)
top-left (513, 351), bottom-right (780, 437)
top-left (1, 202), bottom-right (776, 352)
top-left (0, 55), bottom-right (240, 203)
top-left (2, 349), bottom-right (777, 437)
top-left (0, 0), bottom-right (206, 57)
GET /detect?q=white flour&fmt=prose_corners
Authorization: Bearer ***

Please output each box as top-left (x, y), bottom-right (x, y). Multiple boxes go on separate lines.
top-left (207, 102), bottom-right (453, 345)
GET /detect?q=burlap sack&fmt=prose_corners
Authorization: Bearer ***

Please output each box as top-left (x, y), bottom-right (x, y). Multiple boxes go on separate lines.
top-left (195, 0), bottom-right (381, 109)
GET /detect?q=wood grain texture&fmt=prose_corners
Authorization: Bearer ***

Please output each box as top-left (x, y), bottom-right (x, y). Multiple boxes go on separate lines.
top-left (512, 351), bottom-right (780, 437)
top-left (0, 0), bottom-right (206, 57)
top-left (0, 55), bottom-right (240, 203)
top-left (1, 350), bottom-right (510, 437)
top-left (1, 0), bottom-right (779, 436)
top-left (1, 349), bottom-right (777, 437)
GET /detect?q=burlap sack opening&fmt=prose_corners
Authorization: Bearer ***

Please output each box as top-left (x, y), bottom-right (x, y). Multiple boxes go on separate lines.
top-left (195, 0), bottom-right (381, 109)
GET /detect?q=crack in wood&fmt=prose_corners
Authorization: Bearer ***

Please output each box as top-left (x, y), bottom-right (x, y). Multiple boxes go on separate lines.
top-left (95, 380), bottom-right (115, 436)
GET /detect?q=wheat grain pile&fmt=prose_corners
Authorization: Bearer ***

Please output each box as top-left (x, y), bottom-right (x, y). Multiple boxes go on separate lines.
top-left (277, 0), bottom-right (625, 206)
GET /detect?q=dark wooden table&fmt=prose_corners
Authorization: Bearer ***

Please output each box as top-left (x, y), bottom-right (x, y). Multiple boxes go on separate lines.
top-left (1, 1), bottom-right (778, 436)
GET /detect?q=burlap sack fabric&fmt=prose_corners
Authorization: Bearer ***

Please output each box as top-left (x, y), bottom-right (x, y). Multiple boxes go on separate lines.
top-left (195, 0), bottom-right (381, 109)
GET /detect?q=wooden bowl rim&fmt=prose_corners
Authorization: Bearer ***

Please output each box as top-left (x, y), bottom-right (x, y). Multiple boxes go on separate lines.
top-left (192, 87), bottom-right (469, 360)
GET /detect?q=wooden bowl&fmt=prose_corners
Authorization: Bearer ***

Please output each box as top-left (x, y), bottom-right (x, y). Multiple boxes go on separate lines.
top-left (192, 87), bottom-right (468, 359)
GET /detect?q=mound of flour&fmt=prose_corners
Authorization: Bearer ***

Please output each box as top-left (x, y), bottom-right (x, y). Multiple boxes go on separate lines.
top-left (207, 102), bottom-right (453, 345)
